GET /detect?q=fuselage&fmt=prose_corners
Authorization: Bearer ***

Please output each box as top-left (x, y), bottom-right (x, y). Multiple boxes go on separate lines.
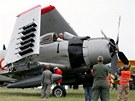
top-left (37, 37), bottom-right (111, 69)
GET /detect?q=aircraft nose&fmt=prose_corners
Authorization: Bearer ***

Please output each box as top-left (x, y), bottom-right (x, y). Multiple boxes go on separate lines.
top-left (83, 39), bottom-right (111, 65)
top-left (109, 38), bottom-right (129, 65)
top-left (108, 38), bottom-right (117, 57)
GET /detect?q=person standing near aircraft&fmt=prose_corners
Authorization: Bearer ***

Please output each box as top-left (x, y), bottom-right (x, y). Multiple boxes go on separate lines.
top-left (100, 70), bottom-right (111, 101)
top-left (91, 56), bottom-right (109, 101)
top-left (117, 65), bottom-right (131, 101)
top-left (41, 65), bottom-right (53, 99)
top-left (83, 68), bottom-right (94, 101)
top-left (53, 67), bottom-right (62, 85)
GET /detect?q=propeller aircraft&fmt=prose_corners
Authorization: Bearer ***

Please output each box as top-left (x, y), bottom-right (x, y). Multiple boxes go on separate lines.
top-left (0, 5), bottom-right (129, 97)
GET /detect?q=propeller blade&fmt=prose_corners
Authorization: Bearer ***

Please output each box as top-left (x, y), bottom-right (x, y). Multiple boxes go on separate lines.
top-left (101, 30), bottom-right (116, 48)
top-left (111, 54), bottom-right (118, 75)
top-left (118, 51), bottom-right (129, 65)
top-left (116, 16), bottom-right (121, 45)
top-left (116, 33), bottom-right (119, 45)
top-left (101, 30), bottom-right (108, 39)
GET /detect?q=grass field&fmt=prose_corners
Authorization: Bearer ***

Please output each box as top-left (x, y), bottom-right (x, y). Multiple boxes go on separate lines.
top-left (0, 87), bottom-right (135, 101)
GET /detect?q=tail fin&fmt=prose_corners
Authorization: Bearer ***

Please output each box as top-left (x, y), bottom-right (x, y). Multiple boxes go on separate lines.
top-left (40, 5), bottom-right (77, 36)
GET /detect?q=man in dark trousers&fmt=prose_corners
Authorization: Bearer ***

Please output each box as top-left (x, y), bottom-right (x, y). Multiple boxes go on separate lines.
top-left (41, 65), bottom-right (53, 99)
top-left (83, 68), bottom-right (94, 101)
top-left (91, 56), bottom-right (109, 101)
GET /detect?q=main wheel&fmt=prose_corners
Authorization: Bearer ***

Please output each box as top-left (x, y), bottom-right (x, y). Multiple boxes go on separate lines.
top-left (52, 85), bottom-right (66, 97)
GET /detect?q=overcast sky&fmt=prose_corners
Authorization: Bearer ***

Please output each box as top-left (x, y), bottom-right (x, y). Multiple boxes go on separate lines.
top-left (0, 0), bottom-right (135, 59)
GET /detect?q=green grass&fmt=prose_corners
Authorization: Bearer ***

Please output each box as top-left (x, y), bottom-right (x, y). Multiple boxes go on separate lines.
top-left (0, 87), bottom-right (135, 101)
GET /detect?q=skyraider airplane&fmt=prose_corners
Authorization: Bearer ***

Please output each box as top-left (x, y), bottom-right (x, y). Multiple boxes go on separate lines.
top-left (0, 5), bottom-right (129, 97)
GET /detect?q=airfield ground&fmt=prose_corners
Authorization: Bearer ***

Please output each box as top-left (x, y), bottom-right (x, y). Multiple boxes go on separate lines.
top-left (0, 87), bottom-right (135, 101)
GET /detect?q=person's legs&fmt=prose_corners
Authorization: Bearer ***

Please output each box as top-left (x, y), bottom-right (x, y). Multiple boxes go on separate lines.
top-left (100, 89), bottom-right (103, 101)
top-left (46, 84), bottom-right (51, 98)
top-left (91, 87), bottom-right (100, 101)
top-left (41, 84), bottom-right (46, 98)
top-left (89, 87), bottom-right (92, 101)
top-left (124, 85), bottom-right (129, 101)
top-left (117, 85), bottom-right (124, 101)
top-left (101, 87), bottom-right (109, 101)
top-left (84, 87), bottom-right (89, 101)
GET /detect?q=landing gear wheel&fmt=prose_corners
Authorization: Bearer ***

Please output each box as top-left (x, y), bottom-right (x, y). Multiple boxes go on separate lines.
top-left (52, 85), bottom-right (66, 97)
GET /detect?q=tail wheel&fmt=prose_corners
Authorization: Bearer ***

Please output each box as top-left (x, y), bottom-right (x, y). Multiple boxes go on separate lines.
top-left (52, 85), bottom-right (66, 97)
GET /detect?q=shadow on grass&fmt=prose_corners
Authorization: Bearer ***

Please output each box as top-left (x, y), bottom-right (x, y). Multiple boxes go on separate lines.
top-left (67, 92), bottom-right (84, 97)
top-left (0, 88), bottom-right (85, 98)
top-left (0, 91), bottom-right (40, 97)
top-left (0, 91), bottom-right (84, 98)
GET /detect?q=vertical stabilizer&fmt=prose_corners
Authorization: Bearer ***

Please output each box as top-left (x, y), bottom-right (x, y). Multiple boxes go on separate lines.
top-left (3, 5), bottom-right (41, 67)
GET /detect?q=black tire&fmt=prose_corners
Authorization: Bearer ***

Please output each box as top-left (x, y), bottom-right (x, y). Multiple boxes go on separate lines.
top-left (52, 85), bottom-right (66, 97)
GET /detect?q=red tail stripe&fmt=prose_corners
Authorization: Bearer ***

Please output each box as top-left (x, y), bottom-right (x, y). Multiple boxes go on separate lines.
top-left (41, 5), bottom-right (55, 15)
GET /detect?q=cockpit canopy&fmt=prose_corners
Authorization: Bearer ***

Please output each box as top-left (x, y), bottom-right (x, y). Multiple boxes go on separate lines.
top-left (40, 32), bottom-right (57, 45)
top-left (40, 32), bottom-right (76, 45)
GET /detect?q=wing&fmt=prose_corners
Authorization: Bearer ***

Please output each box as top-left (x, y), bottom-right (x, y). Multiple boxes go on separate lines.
top-left (0, 63), bottom-right (62, 88)
top-left (40, 5), bottom-right (78, 37)
top-left (3, 5), bottom-right (41, 67)
top-left (6, 74), bottom-right (62, 88)
top-left (0, 75), bottom-right (17, 83)
top-left (39, 62), bottom-right (69, 69)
